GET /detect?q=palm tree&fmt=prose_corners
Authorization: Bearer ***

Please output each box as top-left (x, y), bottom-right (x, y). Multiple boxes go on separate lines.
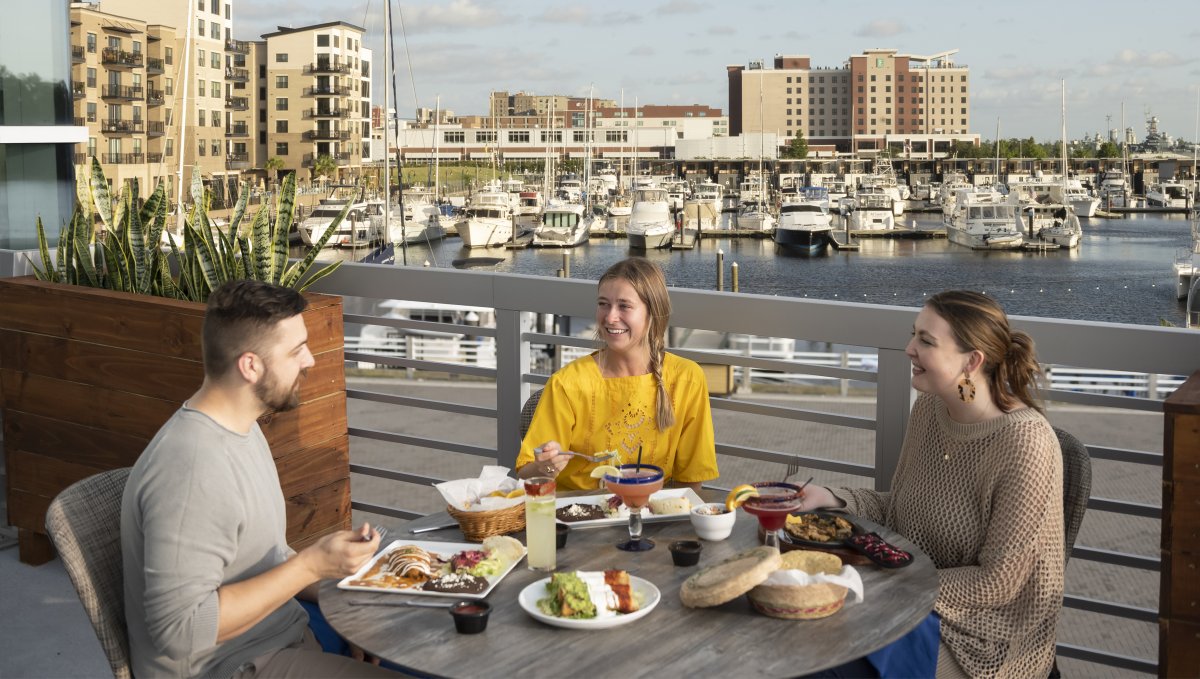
top-left (264, 156), bottom-right (285, 187)
top-left (312, 153), bottom-right (337, 184)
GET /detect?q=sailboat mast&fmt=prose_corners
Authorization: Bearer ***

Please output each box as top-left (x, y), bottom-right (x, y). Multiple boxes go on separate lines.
top-left (383, 0), bottom-right (390, 250)
top-left (1061, 80), bottom-right (1068, 195)
top-left (174, 1), bottom-right (195, 231)
top-left (585, 84), bottom-right (593, 211)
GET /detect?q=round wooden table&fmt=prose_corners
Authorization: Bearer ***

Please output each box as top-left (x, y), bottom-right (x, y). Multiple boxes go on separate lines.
top-left (320, 504), bottom-right (938, 677)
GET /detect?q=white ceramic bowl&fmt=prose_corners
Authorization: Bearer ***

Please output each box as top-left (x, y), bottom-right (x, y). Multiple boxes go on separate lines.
top-left (689, 503), bottom-right (736, 541)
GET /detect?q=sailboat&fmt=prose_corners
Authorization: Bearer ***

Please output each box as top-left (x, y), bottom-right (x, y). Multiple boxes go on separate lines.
top-left (737, 72), bottom-right (775, 232)
top-left (1036, 82), bottom-right (1082, 249)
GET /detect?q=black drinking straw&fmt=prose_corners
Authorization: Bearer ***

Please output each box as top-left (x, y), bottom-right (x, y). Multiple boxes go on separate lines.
top-left (635, 444), bottom-right (643, 473)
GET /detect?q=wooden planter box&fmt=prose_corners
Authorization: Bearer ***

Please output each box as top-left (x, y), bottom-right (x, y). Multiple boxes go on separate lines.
top-left (0, 277), bottom-right (351, 565)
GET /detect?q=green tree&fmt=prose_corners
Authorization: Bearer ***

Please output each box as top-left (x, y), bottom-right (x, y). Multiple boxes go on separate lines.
top-left (1096, 141), bottom-right (1121, 158)
top-left (781, 133), bottom-right (808, 159)
top-left (263, 156), bottom-right (285, 185)
top-left (312, 153), bottom-right (337, 180)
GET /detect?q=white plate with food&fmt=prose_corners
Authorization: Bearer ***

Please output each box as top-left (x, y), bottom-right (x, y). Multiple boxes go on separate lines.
top-left (337, 536), bottom-right (525, 599)
top-left (554, 488), bottom-right (704, 529)
top-left (518, 571), bottom-right (660, 630)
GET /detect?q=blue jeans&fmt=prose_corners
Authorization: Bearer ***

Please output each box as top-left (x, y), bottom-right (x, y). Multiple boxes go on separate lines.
top-left (299, 599), bottom-right (419, 676)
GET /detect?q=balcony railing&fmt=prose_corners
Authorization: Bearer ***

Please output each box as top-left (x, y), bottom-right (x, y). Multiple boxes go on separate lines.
top-left (101, 85), bottom-right (143, 101)
top-left (72, 153), bottom-right (88, 164)
top-left (73, 117), bottom-right (85, 126)
top-left (304, 61), bottom-right (349, 75)
top-left (225, 95), bottom-right (249, 110)
top-left (146, 153), bottom-right (163, 163)
top-left (226, 123), bottom-right (249, 138)
top-left (101, 153), bottom-right (145, 165)
top-left (71, 82), bottom-right (85, 99)
top-left (303, 85), bottom-right (352, 97)
top-left (100, 119), bottom-right (144, 134)
top-left (304, 129), bottom-right (350, 141)
top-left (146, 120), bottom-right (165, 136)
top-left (71, 45), bottom-right (84, 63)
top-left (297, 263), bottom-right (1200, 676)
top-left (226, 153), bottom-right (250, 170)
top-left (304, 108), bottom-right (351, 119)
top-left (101, 48), bottom-right (142, 68)
top-left (146, 57), bottom-right (164, 74)
top-left (334, 152), bottom-right (353, 165)
top-left (225, 38), bottom-right (250, 54)
top-left (146, 89), bottom-right (165, 106)
top-left (225, 67), bottom-right (249, 83)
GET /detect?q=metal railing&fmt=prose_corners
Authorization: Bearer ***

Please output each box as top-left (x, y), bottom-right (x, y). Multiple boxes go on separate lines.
top-left (101, 48), bottom-right (142, 68)
top-left (225, 39), bottom-right (250, 54)
top-left (100, 119), bottom-right (144, 134)
top-left (146, 57), bottom-right (164, 73)
top-left (306, 262), bottom-right (1199, 674)
top-left (225, 96), bottom-right (248, 110)
top-left (304, 61), bottom-right (350, 74)
top-left (101, 85), bottom-right (143, 100)
top-left (147, 89), bottom-right (165, 106)
top-left (224, 67), bottom-right (249, 82)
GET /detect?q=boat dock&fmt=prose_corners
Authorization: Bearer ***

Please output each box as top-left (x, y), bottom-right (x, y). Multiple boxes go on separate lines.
top-left (828, 230), bottom-right (859, 251)
top-left (671, 228), bottom-right (699, 250)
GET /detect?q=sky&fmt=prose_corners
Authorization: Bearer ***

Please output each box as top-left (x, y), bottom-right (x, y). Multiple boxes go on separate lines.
top-left (235, 0), bottom-right (1200, 143)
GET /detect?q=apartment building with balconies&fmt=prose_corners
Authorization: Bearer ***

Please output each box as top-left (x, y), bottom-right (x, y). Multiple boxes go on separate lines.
top-left (258, 21), bottom-right (371, 184)
top-left (728, 49), bottom-right (977, 157)
top-left (69, 3), bottom-right (179, 200)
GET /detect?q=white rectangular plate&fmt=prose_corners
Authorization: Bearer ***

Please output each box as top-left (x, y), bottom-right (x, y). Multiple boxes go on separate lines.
top-left (336, 538), bottom-right (525, 599)
top-left (554, 488), bottom-right (703, 529)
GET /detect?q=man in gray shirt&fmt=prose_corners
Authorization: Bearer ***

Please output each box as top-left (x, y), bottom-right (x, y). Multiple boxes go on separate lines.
top-left (122, 280), bottom-right (391, 677)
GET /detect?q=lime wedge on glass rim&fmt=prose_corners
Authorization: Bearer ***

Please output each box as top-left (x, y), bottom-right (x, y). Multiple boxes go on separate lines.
top-left (590, 465), bottom-right (621, 479)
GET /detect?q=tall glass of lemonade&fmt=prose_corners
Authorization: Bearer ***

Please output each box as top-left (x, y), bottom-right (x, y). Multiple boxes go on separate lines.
top-left (523, 477), bottom-right (556, 571)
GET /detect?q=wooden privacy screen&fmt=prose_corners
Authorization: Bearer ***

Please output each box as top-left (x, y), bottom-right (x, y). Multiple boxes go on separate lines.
top-left (0, 277), bottom-right (351, 565)
top-left (1162, 371), bottom-right (1200, 676)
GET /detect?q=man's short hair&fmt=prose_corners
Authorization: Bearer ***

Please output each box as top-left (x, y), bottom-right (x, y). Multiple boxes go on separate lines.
top-left (202, 280), bottom-right (308, 379)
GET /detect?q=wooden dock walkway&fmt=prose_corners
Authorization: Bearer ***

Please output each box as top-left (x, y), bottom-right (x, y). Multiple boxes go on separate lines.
top-left (828, 230), bottom-right (859, 251)
top-left (671, 228), bottom-right (699, 250)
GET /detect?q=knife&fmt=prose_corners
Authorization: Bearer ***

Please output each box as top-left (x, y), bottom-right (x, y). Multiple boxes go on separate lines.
top-left (409, 521), bottom-right (460, 535)
top-left (349, 598), bottom-right (456, 609)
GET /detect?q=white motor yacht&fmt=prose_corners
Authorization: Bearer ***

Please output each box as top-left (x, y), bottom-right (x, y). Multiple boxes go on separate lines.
top-left (1098, 168), bottom-right (1131, 208)
top-left (1147, 182), bottom-right (1193, 209)
top-left (942, 188), bottom-right (1024, 250)
top-left (626, 187), bottom-right (674, 249)
top-left (845, 192), bottom-right (896, 230)
top-left (737, 201), bottom-right (776, 232)
top-left (456, 190), bottom-right (517, 248)
top-left (531, 201), bottom-right (589, 248)
top-left (774, 187), bottom-right (833, 254)
top-left (1051, 180), bottom-right (1101, 218)
top-left (298, 197), bottom-right (384, 248)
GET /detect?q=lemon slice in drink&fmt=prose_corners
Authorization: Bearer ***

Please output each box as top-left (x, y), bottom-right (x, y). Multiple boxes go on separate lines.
top-left (726, 484), bottom-right (759, 511)
top-left (590, 465), bottom-right (621, 479)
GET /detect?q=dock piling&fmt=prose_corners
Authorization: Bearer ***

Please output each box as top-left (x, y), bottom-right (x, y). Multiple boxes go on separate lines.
top-left (716, 249), bottom-right (725, 291)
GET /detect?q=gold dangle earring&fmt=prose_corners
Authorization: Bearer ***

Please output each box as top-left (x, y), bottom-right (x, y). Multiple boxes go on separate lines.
top-left (957, 373), bottom-right (976, 403)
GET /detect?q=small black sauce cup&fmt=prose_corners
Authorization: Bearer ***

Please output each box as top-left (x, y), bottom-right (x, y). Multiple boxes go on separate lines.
top-left (449, 600), bottom-right (491, 634)
top-left (669, 540), bottom-right (702, 567)
top-left (555, 523), bottom-right (569, 549)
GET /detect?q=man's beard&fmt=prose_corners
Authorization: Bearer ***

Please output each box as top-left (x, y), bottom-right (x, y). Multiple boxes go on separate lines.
top-left (254, 364), bottom-right (306, 413)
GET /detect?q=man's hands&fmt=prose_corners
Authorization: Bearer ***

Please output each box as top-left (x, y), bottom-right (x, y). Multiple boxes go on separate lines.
top-left (298, 524), bottom-right (380, 581)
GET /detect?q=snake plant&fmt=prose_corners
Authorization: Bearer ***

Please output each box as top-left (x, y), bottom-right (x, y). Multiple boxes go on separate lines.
top-left (26, 158), bottom-right (347, 302)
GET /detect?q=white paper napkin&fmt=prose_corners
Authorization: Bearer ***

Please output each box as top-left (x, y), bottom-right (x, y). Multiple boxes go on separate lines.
top-left (434, 466), bottom-right (524, 512)
top-left (761, 565), bottom-right (865, 604)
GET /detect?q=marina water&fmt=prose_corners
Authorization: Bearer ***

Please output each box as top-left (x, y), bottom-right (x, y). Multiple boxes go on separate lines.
top-left (317, 212), bottom-right (1195, 327)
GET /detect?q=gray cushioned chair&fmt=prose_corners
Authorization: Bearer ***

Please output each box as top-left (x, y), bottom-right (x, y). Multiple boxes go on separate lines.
top-left (519, 389), bottom-right (544, 440)
top-left (45, 467), bottom-right (133, 679)
top-left (1054, 427), bottom-right (1091, 563)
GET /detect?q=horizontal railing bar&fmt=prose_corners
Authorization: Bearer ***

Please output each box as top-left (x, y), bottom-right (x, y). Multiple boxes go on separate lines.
top-left (523, 332), bottom-right (601, 350)
top-left (711, 397), bottom-right (877, 430)
top-left (670, 347), bottom-right (878, 383)
top-left (715, 443), bottom-right (875, 477)
top-left (349, 463), bottom-right (444, 487)
top-left (1043, 388), bottom-right (1163, 412)
top-left (348, 427), bottom-right (498, 458)
top-left (346, 389), bottom-right (496, 418)
top-left (344, 313), bottom-right (498, 338)
top-left (1086, 446), bottom-right (1163, 466)
top-left (1071, 546), bottom-right (1160, 571)
top-left (349, 500), bottom-right (422, 522)
top-left (1088, 497), bottom-right (1160, 519)
top-left (1063, 594), bottom-right (1158, 623)
top-left (524, 373), bottom-right (550, 386)
top-left (343, 352), bottom-right (497, 378)
top-left (1055, 643), bottom-right (1156, 675)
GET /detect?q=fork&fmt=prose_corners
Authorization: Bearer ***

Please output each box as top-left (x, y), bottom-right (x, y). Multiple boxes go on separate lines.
top-left (365, 525), bottom-right (388, 543)
top-left (784, 456), bottom-right (802, 483)
top-left (535, 448), bottom-right (617, 463)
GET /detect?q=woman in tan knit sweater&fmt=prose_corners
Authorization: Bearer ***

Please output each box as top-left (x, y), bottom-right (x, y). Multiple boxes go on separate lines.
top-left (800, 291), bottom-right (1064, 678)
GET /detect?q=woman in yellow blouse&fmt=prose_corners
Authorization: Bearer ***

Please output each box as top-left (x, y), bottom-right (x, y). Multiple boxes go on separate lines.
top-left (516, 258), bottom-right (718, 491)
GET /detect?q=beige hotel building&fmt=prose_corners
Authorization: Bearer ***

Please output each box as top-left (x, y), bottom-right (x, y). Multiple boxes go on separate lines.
top-left (69, 2), bottom-right (370, 205)
top-left (728, 49), bottom-right (977, 157)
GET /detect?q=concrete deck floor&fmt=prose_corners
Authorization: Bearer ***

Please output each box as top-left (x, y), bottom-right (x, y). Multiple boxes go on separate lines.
top-left (0, 378), bottom-right (1161, 678)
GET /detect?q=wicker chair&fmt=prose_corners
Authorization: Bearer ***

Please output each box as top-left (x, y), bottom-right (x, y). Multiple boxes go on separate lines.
top-left (1054, 427), bottom-right (1092, 563)
top-left (45, 468), bottom-right (133, 679)
top-left (519, 389), bottom-right (543, 440)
